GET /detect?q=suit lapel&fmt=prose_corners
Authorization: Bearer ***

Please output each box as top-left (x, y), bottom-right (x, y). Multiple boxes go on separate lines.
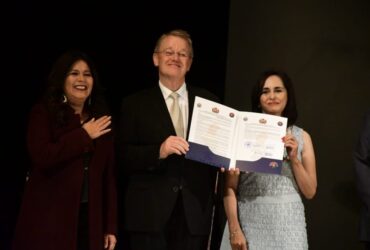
top-left (187, 87), bottom-right (196, 139)
top-left (150, 85), bottom-right (197, 139)
top-left (151, 86), bottom-right (177, 137)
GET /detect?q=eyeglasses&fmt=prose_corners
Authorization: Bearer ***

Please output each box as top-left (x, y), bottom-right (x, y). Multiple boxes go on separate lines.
top-left (156, 49), bottom-right (191, 59)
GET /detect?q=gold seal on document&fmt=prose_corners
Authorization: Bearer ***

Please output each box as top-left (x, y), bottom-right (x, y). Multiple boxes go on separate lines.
top-left (259, 118), bottom-right (267, 124)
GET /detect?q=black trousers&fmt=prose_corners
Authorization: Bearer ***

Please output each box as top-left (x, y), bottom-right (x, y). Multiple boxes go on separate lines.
top-left (129, 193), bottom-right (208, 250)
top-left (77, 202), bottom-right (89, 250)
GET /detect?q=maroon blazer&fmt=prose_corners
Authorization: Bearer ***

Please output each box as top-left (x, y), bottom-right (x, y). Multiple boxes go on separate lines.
top-left (13, 103), bottom-right (117, 250)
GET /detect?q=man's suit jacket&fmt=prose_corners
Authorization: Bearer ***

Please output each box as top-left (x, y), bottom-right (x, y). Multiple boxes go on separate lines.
top-left (117, 85), bottom-right (220, 235)
top-left (354, 110), bottom-right (370, 241)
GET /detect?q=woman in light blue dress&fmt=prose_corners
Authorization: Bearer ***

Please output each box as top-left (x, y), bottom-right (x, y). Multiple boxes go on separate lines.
top-left (221, 70), bottom-right (317, 250)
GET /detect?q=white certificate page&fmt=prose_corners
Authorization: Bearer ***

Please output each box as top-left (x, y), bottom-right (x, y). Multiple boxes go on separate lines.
top-left (188, 96), bottom-right (237, 159)
top-left (234, 112), bottom-right (287, 163)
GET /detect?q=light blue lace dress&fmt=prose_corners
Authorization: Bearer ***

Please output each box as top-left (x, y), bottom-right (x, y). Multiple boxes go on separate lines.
top-left (220, 125), bottom-right (308, 250)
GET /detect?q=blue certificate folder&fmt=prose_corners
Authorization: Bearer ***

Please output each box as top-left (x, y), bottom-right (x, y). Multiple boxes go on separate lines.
top-left (186, 142), bottom-right (231, 168)
top-left (185, 142), bottom-right (283, 174)
top-left (185, 96), bottom-right (287, 175)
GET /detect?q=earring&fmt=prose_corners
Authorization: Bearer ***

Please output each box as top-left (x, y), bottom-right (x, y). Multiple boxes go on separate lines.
top-left (88, 97), bottom-right (92, 106)
top-left (62, 95), bottom-right (67, 103)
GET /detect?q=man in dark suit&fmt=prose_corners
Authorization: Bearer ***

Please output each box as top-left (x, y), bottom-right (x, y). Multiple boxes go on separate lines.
top-left (116, 29), bottom-right (221, 250)
top-left (354, 110), bottom-right (370, 250)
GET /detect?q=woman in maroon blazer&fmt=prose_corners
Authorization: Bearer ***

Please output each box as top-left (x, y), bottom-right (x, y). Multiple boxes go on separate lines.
top-left (13, 50), bottom-right (117, 250)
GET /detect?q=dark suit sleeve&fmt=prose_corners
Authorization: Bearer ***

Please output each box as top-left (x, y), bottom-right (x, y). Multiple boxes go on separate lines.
top-left (116, 96), bottom-right (164, 174)
top-left (189, 86), bottom-right (226, 248)
top-left (354, 111), bottom-right (370, 211)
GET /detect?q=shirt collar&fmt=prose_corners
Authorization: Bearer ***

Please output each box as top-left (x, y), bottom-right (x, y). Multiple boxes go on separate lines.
top-left (159, 81), bottom-right (187, 100)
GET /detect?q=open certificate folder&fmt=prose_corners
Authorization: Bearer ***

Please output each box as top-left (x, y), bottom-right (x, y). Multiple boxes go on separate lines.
top-left (185, 96), bottom-right (288, 174)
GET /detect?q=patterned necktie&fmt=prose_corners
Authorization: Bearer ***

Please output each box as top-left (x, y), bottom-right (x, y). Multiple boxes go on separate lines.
top-left (169, 92), bottom-right (184, 138)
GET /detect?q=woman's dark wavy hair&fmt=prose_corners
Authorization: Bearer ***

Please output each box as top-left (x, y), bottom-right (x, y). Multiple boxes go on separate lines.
top-left (42, 50), bottom-right (109, 126)
top-left (251, 70), bottom-right (298, 126)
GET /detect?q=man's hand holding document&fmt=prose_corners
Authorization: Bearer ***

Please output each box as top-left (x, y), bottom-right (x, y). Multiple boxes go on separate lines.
top-left (185, 96), bottom-right (287, 174)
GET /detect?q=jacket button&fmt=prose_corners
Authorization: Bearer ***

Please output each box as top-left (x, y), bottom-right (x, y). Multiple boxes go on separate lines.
top-left (172, 186), bottom-right (179, 192)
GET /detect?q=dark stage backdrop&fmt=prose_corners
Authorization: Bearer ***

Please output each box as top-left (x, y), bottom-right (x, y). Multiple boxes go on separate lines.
top-left (225, 0), bottom-right (370, 249)
top-left (5, 0), bottom-right (370, 249)
top-left (2, 1), bottom-right (230, 250)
